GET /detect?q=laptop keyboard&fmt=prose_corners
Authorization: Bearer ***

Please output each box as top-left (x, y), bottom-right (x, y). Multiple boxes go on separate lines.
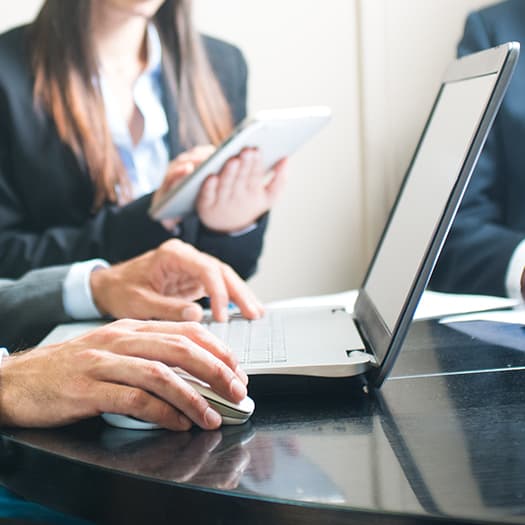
top-left (205, 313), bottom-right (287, 365)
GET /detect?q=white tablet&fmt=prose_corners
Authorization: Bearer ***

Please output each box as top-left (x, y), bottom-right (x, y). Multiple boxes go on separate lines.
top-left (149, 106), bottom-right (332, 220)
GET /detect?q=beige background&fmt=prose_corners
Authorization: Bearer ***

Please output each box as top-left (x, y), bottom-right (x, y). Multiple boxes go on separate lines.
top-left (0, 0), bottom-right (497, 300)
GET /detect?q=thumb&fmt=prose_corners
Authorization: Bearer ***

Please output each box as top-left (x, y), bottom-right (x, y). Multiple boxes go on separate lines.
top-left (140, 292), bottom-right (204, 322)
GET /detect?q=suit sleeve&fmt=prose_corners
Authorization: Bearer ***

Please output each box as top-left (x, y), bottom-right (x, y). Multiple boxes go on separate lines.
top-left (0, 266), bottom-right (71, 350)
top-left (0, 174), bottom-right (172, 276)
top-left (430, 11), bottom-right (525, 297)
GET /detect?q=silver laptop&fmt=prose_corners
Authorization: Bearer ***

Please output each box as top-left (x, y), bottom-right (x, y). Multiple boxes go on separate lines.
top-left (202, 42), bottom-right (519, 388)
top-left (41, 43), bottom-right (518, 390)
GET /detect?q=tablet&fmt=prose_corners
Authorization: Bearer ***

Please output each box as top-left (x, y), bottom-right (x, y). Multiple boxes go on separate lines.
top-left (149, 106), bottom-right (332, 220)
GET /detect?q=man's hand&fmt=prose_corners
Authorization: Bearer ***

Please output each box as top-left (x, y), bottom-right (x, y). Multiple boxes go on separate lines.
top-left (197, 149), bottom-right (287, 233)
top-left (0, 319), bottom-right (248, 430)
top-left (90, 239), bottom-right (264, 322)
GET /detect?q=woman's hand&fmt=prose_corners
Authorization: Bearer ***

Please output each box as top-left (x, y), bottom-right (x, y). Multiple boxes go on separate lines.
top-left (197, 149), bottom-right (288, 233)
top-left (152, 145), bottom-right (216, 211)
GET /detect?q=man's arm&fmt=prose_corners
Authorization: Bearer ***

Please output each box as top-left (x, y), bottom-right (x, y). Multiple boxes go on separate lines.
top-left (431, 8), bottom-right (525, 297)
top-left (1, 239), bottom-right (264, 350)
top-left (0, 266), bottom-right (71, 350)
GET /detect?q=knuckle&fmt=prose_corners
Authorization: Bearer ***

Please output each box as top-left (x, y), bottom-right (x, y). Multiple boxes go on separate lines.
top-left (182, 322), bottom-right (204, 337)
top-left (222, 351), bottom-right (237, 369)
top-left (145, 362), bottom-right (171, 385)
top-left (98, 320), bottom-right (134, 340)
top-left (124, 388), bottom-right (148, 411)
top-left (78, 348), bottom-right (101, 363)
top-left (156, 402), bottom-right (175, 423)
top-left (184, 388), bottom-right (208, 416)
top-left (221, 262), bottom-right (234, 275)
top-left (162, 238), bottom-right (181, 252)
top-left (172, 335), bottom-right (193, 358)
top-left (111, 318), bottom-right (134, 330)
top-left (211, 360), bottom-right (229, 384)
top-left (77, 348), bottom-right (110, 370)
top-left (177, 418), bottom-right (193, 432)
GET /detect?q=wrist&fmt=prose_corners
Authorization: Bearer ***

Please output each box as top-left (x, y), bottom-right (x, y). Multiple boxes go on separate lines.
top-left (0, 352), bottom-right (18, 427)
top-left (63, 259), bottom-right (110, 320)
top-left (199, 215), bottom-right (260, 236)
top-left (90, 267), bottom-right (114, 317)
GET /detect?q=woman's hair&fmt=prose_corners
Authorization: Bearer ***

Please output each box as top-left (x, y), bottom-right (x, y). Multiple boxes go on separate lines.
top-left (31, 0), bottom-right (234, 208)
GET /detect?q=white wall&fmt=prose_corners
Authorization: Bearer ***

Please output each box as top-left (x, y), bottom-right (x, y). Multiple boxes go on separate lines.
top-left (358, 0), bottom-right (497, 255)
top-left (194, 0), bottom-right (363, 300)
top-left (0, 0), bottom-right (41, 30)
top-left (0, 0), bottom-right (498, 301)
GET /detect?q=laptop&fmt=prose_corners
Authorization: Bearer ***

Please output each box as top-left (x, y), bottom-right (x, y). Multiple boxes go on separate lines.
top-left (204, 41), bottom-right (519, 388)
top-left (40, 42), bottom-right (519, 391)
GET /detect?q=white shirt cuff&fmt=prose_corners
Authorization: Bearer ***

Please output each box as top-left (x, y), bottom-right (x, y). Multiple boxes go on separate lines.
top-left (505, 239), bottom-right (525, 300)
top-left (63, 259), bottom-right (110, 320)
top-left (228, 223), bottom-right (257, 237)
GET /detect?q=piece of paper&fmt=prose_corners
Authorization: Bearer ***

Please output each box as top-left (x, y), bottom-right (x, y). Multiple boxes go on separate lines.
top-left (440, 306), bottom-right (525, 326)
top-left (268, 289), bottom-right (519, 321)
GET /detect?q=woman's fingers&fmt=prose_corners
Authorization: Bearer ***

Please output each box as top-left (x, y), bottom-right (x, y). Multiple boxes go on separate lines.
top-left (216, 157), bottom-right (240, 204)
top-left (198, 174), bottom-right (219, 209)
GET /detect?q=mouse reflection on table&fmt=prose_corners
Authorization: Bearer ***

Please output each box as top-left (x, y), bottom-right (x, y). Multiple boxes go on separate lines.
top-left (102, 370), bottom-right (255, 430)
top-left (98, 424), bottom-right (256, 488)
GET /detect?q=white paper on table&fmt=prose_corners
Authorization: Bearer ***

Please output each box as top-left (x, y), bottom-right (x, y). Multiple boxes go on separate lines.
top-left (268, 289), bottom-right (519, 321)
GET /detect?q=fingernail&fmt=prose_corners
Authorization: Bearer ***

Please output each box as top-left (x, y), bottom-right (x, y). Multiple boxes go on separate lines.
top-left (230, 377), bottom-right (247, 400)
top-left (221, 308), bottom-right (229, 321)
top-left (235, 365), bottom-right (249, 385)
top-left (205, 407), bottom-right (222, 428)
top-left (251, 304), bottom-right (262, 319)
top-left (182, 305), bottom-right (201, 321)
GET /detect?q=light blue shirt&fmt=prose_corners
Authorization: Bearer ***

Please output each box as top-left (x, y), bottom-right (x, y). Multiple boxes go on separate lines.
top-left (100, 23), bottom-right (169, 199)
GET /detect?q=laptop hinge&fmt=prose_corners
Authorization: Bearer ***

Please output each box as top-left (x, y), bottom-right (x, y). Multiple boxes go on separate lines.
top-left (351, 316), bottom-right (379, 366)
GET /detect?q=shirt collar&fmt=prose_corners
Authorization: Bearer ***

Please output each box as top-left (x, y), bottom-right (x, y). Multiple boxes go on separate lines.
top-left (99, 22), bottom-right (167, 148)
top-left (144, 22), bottom-right (162, 75)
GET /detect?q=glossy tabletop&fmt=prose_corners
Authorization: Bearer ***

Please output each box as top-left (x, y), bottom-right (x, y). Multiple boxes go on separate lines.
top-left (1, 318), bottom-right (525, 524)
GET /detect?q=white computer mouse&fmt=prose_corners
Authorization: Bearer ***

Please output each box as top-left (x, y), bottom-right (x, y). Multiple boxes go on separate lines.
top-left (102, 372), bottom-right (255, 430)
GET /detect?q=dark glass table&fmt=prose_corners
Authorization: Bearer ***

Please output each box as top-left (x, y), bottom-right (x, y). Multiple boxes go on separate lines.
top-left (1, 319), bottom-right (525, 524)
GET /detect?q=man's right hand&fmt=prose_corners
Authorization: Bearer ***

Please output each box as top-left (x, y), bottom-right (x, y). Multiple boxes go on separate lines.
top-left (0, 319), bottom-right (248, 431)
top-left (90, 239), bottom-right (264, 323)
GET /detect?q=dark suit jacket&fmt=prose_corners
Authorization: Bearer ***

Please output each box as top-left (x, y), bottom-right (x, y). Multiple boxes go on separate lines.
top-left (431, 0), bottom-right (525, 297)
top-left (0, 25), bottom-right (267, 280)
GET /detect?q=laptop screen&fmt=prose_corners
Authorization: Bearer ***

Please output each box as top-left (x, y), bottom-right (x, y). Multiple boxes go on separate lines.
top-left (363, 74), bottom-right (498, 330)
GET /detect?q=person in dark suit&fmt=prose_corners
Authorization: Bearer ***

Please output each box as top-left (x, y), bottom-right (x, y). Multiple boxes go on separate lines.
top-left (431, 0), bottom-right (525, 299)
top-left (0, 0), bottom-right (287, 280)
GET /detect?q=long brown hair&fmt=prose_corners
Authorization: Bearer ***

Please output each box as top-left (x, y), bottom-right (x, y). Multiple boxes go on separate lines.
top-left (31, 0), bottom-right (234, 208)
